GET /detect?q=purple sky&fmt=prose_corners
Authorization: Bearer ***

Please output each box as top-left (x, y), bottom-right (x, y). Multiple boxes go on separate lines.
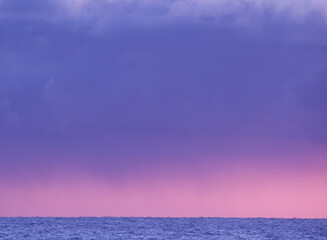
top-left (0, 0), bottom-right (327, 217)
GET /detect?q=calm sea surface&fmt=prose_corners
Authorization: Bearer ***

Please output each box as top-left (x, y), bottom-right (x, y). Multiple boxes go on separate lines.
top-left (0, 217), bottom-right (326, 239)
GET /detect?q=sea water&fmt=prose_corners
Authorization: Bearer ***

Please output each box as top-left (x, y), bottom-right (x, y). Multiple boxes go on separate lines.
top-left (0, 217), bottom-right (326, 239)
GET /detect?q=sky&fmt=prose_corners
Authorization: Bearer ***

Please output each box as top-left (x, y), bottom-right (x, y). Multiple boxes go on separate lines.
top-left (0, 0), bottom-right (327, 217)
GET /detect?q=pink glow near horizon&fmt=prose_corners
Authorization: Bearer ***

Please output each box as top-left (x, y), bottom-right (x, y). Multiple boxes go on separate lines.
top-left (1, 166), bottom-right (326, 218)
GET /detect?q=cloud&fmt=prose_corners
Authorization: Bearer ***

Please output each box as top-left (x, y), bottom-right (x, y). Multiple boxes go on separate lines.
top-left (0, 0), bottom-right (326, 182)
top-left (54, 0), bottom-right (327, 24)
top-left (0, 0), bottom-right (326, 139)
top-left (2, 0), bottom-right (327, 26)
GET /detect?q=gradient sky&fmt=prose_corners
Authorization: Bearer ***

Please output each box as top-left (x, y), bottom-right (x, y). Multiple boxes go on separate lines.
top-left (0, 0), bottom-right (327, 217)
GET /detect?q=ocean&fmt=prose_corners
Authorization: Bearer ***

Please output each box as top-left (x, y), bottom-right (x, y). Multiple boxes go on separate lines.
top-left (0, 217), bottom-right (326, 239)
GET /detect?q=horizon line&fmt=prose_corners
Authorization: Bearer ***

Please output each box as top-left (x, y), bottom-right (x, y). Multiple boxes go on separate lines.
top-left (1, 216), bottom-right (326, 219)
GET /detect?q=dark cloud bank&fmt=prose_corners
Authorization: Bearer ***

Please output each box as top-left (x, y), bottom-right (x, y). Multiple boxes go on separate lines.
top-left (0, 0), bottom-right (327, 182)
